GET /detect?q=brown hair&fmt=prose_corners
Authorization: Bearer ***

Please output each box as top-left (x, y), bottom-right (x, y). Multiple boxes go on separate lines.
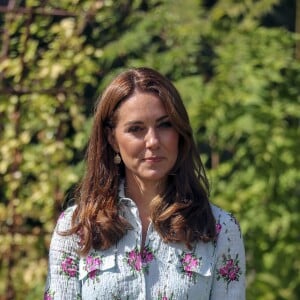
top-left (66, 67), bottom-right (216, 255)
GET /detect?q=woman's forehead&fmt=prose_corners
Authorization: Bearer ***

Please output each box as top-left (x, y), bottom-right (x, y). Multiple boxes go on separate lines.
top-left (114, 92), bottom-right (168, 124)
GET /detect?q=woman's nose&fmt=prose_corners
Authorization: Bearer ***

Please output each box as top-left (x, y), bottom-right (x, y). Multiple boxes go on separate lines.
top-left (145, 128), bottom-right (159, 149)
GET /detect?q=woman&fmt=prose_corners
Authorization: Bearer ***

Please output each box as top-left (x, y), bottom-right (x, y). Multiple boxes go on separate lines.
top-left (45, 67), bottom-right (245, 299)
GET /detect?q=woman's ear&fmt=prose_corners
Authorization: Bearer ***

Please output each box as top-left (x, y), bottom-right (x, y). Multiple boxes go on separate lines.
top-left (107, 128), bottom-right (119, 152)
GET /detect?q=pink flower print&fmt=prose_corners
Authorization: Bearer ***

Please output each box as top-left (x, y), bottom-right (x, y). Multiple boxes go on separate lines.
top-left (179, 252), bottom-right (201, 282)
top-left (213, 222), bottom-right (222, 245)
top-left (58, 212), bottom-right (65, 220)
top-left (141, 245), bottom-right (155, 271)
top-left (60, 254), bottom-right (78, 278)
top-left (182, 253), bottom-right (192, 264)
top-left (219, 266), bottom-right (228, 276)
top-left (126, 248), bottom-right (142, 273)
top-left (134, 254), bottom-right (142, 271)
top-left (216, 223), bottom-right (222, 235)
top-left (125, 245), bottom-right (155, 274)
top-left (141, 246), bottom-right (154, 263)
top-left (84, 253), bottom-right (103, 280)
top-left (58, 207), bottom-right (74, 220)
top-left (229, 270), bottom-right (238, 281)
top-left (217, 254), bottom-right (242, 286)
top-left (128, 249), bottom-right (137, 263)
top-left (44, 289), bottom-right (55, 300)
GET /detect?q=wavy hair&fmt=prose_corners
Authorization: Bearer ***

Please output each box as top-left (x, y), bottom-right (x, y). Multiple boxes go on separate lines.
top-left (65, 67), bottom-right (216, 255)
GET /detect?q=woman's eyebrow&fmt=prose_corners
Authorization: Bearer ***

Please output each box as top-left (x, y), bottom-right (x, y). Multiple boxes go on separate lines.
top-left (123, 120), bottom-right (144, 126)
top-left (156, 115), bottom-right (169, 122)
top-left (123, 115), bottom-right (169, 127)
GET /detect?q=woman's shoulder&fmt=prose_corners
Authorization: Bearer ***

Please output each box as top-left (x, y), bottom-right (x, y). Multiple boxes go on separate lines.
top-left (55, 204), bottom-right (77, 231)
top-left (210, 204), bottom-right (242, 238)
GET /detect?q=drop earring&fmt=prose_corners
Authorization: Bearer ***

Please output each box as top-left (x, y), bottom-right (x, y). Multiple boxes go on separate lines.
top-left (114, 153), bottom-right (121, 164)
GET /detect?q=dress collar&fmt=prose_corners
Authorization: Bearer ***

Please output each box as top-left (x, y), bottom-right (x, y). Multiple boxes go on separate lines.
top-left (118, 179), bottom-right (135, 206)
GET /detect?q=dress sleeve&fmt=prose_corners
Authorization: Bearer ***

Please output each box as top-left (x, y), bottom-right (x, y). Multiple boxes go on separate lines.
top-left (44, 206), bottom-right (81, 300)
top-left (210, 212), bottom-right (246, 300)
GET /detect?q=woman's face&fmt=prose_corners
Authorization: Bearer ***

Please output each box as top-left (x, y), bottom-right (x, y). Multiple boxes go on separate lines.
top-left (109, 92), bottom-right (179, 185)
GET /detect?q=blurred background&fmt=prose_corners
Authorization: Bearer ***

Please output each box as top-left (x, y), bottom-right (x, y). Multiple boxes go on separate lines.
top-left (0, 0), bottom-right (299, 299)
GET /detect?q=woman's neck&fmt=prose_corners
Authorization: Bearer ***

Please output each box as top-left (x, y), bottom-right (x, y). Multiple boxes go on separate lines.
top-left (124, 174), bottom-right (164, 206)
top-left (124, 174), bottom-right (165, 247)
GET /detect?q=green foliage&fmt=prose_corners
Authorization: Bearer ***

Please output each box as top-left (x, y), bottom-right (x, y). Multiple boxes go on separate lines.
top-left (203, 39), bottom-right (299, 297)
top-left (0, 0), bottom-right (299, 299)
top-left (0, 2), bottom-right (93, 298)
top-left (190, 5), bottom-right (300, 300)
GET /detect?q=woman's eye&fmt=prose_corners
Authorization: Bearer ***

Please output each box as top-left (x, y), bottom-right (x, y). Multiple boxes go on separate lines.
top-left (127, 126), bottom-right (143, 133)
top-left (158, 121), bottom-right (172, 128)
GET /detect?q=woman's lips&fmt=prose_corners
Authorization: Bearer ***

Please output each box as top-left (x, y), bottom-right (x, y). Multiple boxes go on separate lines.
top-left (143, 156), bottom-right (164, 162)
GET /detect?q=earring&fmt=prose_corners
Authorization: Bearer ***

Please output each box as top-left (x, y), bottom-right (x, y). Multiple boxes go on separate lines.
top-left (113, 153), bottom-right (121, 164)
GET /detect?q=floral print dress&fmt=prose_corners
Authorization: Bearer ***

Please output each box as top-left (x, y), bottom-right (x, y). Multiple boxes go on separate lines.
top-left (45, 184), bottom-right (246, 300)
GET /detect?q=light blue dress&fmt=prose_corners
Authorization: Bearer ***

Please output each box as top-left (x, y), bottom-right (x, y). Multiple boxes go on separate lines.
top-left (45, 183), bottom-right (246, 300)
